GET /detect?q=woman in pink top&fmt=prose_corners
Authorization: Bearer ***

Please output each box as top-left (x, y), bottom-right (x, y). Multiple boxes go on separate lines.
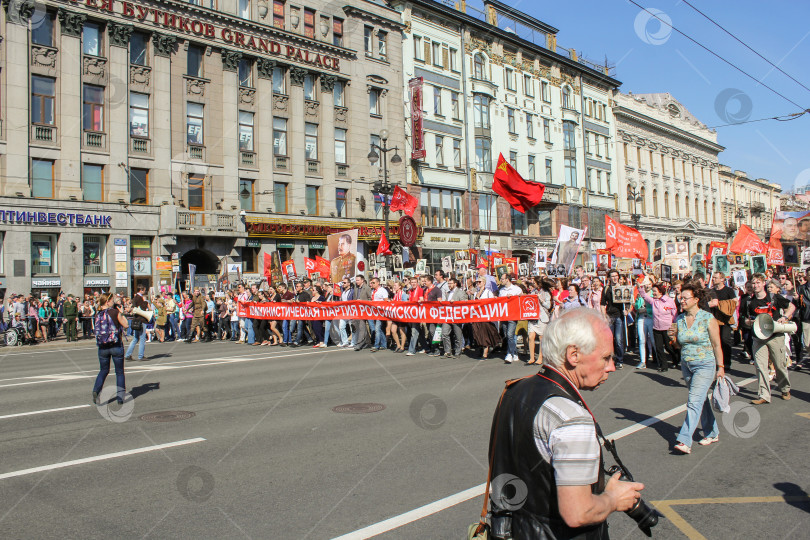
top-left (638, 282), bottom-right (678, 372)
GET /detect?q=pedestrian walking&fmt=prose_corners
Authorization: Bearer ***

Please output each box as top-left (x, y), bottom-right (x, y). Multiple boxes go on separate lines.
top-left (92, 292), bottom-right (129, 405)
top-left (669, 283), bottom-right (724, 454)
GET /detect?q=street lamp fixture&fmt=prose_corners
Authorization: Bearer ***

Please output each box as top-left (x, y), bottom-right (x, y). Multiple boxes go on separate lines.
top-left (626, 180), bottom-right (643, 230)
top-left (368, 129), bottom-right (403, 258)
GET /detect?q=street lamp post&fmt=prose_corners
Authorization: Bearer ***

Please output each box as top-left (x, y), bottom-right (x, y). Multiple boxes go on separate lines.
top-left (368, 129), bottom-right (402, 254)
top-left (626, 180), bottom-right (643, 230)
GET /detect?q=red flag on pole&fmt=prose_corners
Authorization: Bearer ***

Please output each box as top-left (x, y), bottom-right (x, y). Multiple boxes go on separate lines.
top-left (492, 153), bottom-right (545, 213)
top-left (389, 185), bottom-right (419, 216)
top-left (605, 215), bottom-right (649, 260)
top-left (377, 232), bottom-right (393, 256)
top-left (263, 253), bottom-right (273, 282)
top-left (728, 224), bottom-right (768, 255)
top-left (304, 257), bottom-right (316, 276)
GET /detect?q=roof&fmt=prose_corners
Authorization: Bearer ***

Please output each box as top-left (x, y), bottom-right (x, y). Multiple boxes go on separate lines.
top-left (630, 93), bottom-right (709, 131)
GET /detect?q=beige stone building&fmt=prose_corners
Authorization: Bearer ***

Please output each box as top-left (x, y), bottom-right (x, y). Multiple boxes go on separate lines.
top-left (0, 0), bottom-right (404, 296)
top-left (718, 166), bottom-right (780, 239)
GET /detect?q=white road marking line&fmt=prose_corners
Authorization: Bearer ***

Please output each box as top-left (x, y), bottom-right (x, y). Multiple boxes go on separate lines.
top-left (0, 350), bottom-right (324, 388)
top-left (0, 404), bottom-right (92, 420)
top-left (331, 376), bottom-right (758, 540)
top-left (0, 438), bottom-right (206, 481)
top-left (0, 346), bottom-right (97, 357)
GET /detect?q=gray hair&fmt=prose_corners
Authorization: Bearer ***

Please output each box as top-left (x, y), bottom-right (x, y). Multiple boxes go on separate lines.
top-left (541, 308), bottom-right (609, 368)
top-left (766, 279), bottom-right (781, 290)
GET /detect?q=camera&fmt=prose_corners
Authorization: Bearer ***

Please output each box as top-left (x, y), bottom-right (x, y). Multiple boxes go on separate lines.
top-left (605, 465), bottom-right (658, 537)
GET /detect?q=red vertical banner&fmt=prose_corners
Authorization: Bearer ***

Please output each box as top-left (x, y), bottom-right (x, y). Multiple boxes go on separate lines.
top-left (410, 77), bottom-right (425, 160)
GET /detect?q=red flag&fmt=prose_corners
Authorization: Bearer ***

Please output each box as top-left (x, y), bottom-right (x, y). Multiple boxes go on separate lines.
top-left (263, 253), bottom-right (273, 281)
top-left (377, 232), bottom-right (393, 256)
top-left (315, 255), bottom-right (331, 277)
top-left (389, 185), bottom-right (419, 216)
top-left (304, 257), bottom-right (316, 276)
top-left (492, 153), bottom-right (545, 213)
top-left (728, 225), bottom-right (768, 255)
top-left (605, 215), bottom-right (649, 260)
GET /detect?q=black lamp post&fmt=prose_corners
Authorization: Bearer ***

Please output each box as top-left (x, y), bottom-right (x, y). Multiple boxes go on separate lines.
top-left (626, 180), bottom-right (643, 230)
top-left (368, 128), bottom-right (402, 247)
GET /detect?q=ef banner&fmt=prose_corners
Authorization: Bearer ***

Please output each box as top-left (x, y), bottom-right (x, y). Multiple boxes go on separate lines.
top-left (237, 296), bottom-right (541, 324)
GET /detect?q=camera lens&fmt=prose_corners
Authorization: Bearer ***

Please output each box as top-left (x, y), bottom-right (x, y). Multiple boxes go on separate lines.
top-left (626, 499), bottom-right (658, 537)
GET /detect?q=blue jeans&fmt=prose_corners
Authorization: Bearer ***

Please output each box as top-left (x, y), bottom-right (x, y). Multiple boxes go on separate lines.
top-left (676, 358), bottom-right (719, 447)
top-left (609, 315), bottom-right (625, 364)
top-left (323, 320), bottom-right (332, 346)
top-left (282, 320), bottom-right (291, 343)
top-left (338, 319), bottom-right (350, 346)
top-left (637, 317), bottom-right (655, 365)
top-left (244, 318), bottom-right (255, 344)
top-left (94, 343), bottom-right (125, 399)
top-left (408, 324), bottom-right (423, 353)
top-left (372, 320), bottom-right (386, 349)
top-left (230, 320), bottom-right (239, 339)
top-left (505, 320), bottom-right (517, 357)
top-left (125, 329), bottom-right (146, 360)
top-left (169, 313), bottom-right (180, 340)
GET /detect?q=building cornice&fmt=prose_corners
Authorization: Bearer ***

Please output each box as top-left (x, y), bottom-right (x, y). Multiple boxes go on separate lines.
top-left (614, 105), bottom-right (724, 154)
top-left (406, 0), bottom-right (621, 88)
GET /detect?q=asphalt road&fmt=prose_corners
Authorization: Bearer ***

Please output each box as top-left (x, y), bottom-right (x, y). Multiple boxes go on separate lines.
top-left (2, 337), bottom-right (810, 539)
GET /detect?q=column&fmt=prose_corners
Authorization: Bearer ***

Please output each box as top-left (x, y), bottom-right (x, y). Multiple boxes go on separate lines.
top-left (221, 49), bottom-right (240, 211)
top-left (4, 8), bottom-right (31, 194)
top-left (107, 23), bottom-right (132, 202)
top-left (255, 58), bottom-right (275, 206)
top-left (320, 75), bottom-right (336, 218)
top-left (57, 8), bottom-right (85, 199)
top-left (152, 33), bottom-right (176, 204)
top-left (288, 66), bottom-right (306, 214)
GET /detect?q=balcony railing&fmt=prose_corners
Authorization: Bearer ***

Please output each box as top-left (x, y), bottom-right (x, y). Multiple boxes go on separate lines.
top-left (240, 151), bottom-right (255, 167)
top-left (84, 131), bottom-right (105, 149)
top-left (750, 201), bottom-right (765, 214)
top-left (131, 138), bottom-right (149, 154)
top-left (32, 124), bottom-right (56, 143)
top-left (337, 164), bottom-right (348, 177)
top-left (306, 160), bottom-right (320, 175)
top-left (274, 155), bottom-right (288, 170)
top-left (188, 145), bottom-right (205, 161)
top-left (177, 211), bottom-right (236, 232)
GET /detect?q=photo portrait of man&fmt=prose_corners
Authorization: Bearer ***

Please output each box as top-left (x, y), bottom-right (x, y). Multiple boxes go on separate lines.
top-left (329, 232), bottom-right (357, 283)
top-left (555, 230), bottom-right (581, 271)
top-left (666, 243), bottom-right (676, 255)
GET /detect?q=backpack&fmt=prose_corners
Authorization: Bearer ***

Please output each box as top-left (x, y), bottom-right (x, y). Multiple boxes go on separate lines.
top-left (94, 309), bottom-right (119, 345)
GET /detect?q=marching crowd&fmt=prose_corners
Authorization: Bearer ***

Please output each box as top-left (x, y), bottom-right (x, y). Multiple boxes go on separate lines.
top-left (4, 263), bottom-right (807, 435)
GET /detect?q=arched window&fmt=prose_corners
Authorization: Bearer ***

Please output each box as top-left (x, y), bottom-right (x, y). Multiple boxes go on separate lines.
top-left (655, 239), bottom-right (662, 249)
top-left (473, 53), bottom-right (485, 80)
top-left (712, 202), bottom-right (717, 225)
top-left (665, 192), bottom-right (670, 218)
top-left (652, 189), bottom-right (659, 217)
top-left (675, 193), bottom-right (680, 217)
top-left (562, 86), bottom-right (572, 109)
top-left (696, 244), bottom-right (703, 254)
top-left (685, 195), bottom-right (691, 218)
top-left (640, 187), bottom-right (646, 215)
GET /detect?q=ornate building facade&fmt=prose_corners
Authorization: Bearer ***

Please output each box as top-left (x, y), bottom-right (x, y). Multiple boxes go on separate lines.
top-left (0, 0), bottom-right (404, 296)
top-left (393, 0), bottom-right (620, 268)
top-left (613, 92), bottom-right (726, 257)
top-left (719, 166), bottom-right (780, 239)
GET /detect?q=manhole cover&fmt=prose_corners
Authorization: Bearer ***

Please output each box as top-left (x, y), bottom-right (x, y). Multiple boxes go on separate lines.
top-left (139, 411), bottom-right (196, 422)
top-left (331, 403), bottom-right (386, 414)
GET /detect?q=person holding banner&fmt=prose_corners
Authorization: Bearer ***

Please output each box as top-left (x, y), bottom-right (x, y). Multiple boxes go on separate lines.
top-left (601, 270), bottom-right (626, 369)
top-left (441, 278), bottom-right (468, 358)
top-left (352, 275), bottom-right (372, 351)
top-left (369, 278), bottom-right (389, 352)
top-left (470, 276), bottom-right (500, 360)
top-left (499, 274), bottom-right (523, 363)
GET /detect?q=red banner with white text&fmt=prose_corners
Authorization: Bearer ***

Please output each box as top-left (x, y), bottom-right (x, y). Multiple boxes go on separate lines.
top-left (237, 296), bottom-right (541, 323)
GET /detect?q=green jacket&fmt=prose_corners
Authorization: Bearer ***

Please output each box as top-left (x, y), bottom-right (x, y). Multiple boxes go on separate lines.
top-left (64, 301), bottom-right (78, 318)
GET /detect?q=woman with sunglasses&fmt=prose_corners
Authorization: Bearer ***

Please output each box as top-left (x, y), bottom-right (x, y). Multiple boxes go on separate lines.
top-left (668, 282), bottom-right (724, 454)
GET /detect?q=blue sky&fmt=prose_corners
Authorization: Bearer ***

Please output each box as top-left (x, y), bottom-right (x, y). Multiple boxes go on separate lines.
top-left (468, 0), bottom-right (810, 192)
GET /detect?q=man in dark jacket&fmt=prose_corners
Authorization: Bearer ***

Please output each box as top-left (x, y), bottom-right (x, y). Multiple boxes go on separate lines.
top-left (352, 275), bottom-right (372, 350)
top-left (63, 294), bottom-right (78, 342)
top-left (487, 309), bottom-right (643, 539)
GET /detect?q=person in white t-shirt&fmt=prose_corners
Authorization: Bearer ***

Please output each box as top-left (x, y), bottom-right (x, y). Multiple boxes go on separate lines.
top-left (369, 277), bottom-right (389, 352)
top-left (499, 274), bottom-right (523, 363)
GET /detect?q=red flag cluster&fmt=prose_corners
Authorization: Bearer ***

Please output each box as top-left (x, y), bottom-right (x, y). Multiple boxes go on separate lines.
top-left (605, 215), bottom-right (649, 260)
top-left (492, 153), bottom-right (545, 213)
top-left (728, 225), bottom-right (768, 255)
top-left (389, 186), bottom-right (418, 216)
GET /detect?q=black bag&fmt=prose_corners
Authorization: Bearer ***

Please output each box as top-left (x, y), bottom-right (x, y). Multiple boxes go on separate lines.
top-left (131, 318), bottom-right (143, 332)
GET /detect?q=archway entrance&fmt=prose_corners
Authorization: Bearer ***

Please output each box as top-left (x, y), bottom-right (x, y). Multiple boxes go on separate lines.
top-left (181, 249), bottom-right (220, 275)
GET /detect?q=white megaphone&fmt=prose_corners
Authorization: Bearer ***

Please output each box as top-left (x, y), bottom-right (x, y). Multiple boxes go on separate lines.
top-left (753, 313), bottom-right (797, 340)
top-left (131, 306), bottom-right (155, 322)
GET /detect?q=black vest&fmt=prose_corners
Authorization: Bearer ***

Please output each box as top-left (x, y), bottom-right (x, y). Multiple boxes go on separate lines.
top-left (489, 368), bottom-right (608, 540)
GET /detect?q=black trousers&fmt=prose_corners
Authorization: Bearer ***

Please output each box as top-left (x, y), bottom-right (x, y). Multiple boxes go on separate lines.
top-left (719, 323), bottom-right (733, 369)
top-left (652, 329), bottom-right (673, 371)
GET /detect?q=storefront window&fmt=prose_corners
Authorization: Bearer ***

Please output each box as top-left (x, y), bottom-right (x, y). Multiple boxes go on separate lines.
top-left (32, 233), bottom-right (57, 275)
top-left (512, 208), bottom-right (528, 235)
top-left (83, 235), bottom-right (106, 274)
top-left (538, 210), bottom-right (552, 236)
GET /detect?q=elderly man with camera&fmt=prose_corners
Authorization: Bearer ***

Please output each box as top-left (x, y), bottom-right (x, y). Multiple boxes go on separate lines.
top-left (476, 308), bottom-right (653, 540)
